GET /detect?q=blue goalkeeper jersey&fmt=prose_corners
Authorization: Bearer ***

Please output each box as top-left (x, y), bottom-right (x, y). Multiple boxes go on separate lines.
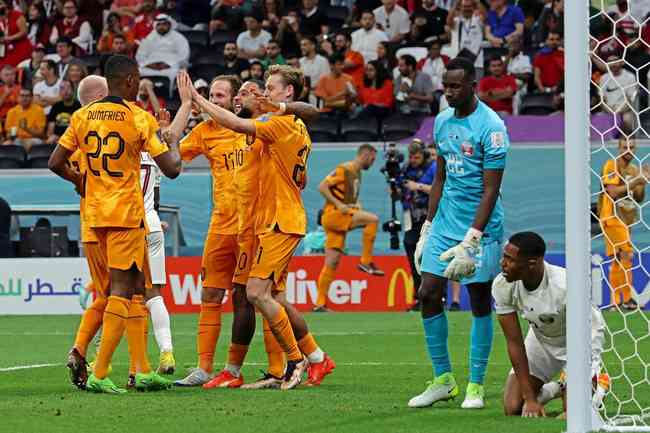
top-left (432, 100), bottom-right (509, 242)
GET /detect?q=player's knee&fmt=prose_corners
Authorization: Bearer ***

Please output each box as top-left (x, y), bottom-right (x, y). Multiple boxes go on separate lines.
top-left (418, 284), bottom-right (444, 309)
top-left (367, 213), bottom-right (379, 225)
top-left (467, 284), bottom-right (493, 317)
top-left (202, 287), bottom-right (225, 304)
top-left (232, 285), bottom-right (252, 310)
top-left (325, 250), bottom-right (342, 268)
top-left (145, 285), bottom-right (161, 300)
top-left (246, 281), bottom-right (267, 306)
top-left (503, 400), bottom-right (522, 416)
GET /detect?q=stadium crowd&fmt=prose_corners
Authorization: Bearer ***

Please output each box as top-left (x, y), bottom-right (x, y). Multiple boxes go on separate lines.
top-left (0, 0), bottom-right (646, 165)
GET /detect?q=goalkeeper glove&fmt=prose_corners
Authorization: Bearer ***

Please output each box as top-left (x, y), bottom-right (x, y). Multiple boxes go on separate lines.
top-left (440, 228), bottom-right (482, 281)
top-left (414, 220), bottom-right (431, 275)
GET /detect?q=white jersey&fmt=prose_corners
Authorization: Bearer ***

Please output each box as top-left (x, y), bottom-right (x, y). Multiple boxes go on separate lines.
top-left (140, 152), bottom-right (162, 233)
top-left (492, 262), bottom-right (605, 350)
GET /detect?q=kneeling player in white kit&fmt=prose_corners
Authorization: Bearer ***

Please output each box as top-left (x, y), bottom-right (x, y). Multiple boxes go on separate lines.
top-left (141, 151), bottom-right (175, 373)
top-left (493, 231), bottom-right (605, 418)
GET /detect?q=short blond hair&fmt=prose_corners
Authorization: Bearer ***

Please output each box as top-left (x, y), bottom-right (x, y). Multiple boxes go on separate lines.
top-left (267, 65), bottom-right (304, 101)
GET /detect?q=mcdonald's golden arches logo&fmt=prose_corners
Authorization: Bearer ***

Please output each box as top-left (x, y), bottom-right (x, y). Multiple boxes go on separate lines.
top-left (387, 267), bottom-right (414, 307)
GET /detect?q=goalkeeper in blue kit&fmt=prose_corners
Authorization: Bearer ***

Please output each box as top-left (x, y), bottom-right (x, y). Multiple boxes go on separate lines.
top-left (409, 57), bottom-right (509, 410)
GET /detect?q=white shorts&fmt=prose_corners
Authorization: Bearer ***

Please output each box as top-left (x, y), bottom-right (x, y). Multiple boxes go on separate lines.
top-left (510, 328), bottom-right (603, 383)
top-left (146, 231), bottom-right (166, 285)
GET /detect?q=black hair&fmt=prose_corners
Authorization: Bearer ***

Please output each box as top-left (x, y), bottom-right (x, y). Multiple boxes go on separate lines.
top-left (446, 56), bottom-right (476, 81)
top-left (329, 52), bottom-right (345, 65)
top-left (400, 54), bottom-right (417, 69)
top-left (104, 55), bottom-right (138, 84)
top-left (336, 32), bottom-right (352, 43)
top-left (244, 78), bottom-right (265, 90)
top-left (508, 232), bottom-right (546, 258)
top-left (363, 60), bottom-right (388, 89)
top-left (43, 59), bottom-right (58, 75)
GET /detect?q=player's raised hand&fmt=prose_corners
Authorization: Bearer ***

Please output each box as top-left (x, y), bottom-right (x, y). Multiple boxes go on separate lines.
top-left (176, 70), bottom-right (193, 104)
top-left (414, 220), bottom-right (431, 274)
top-left (157, 108), bottom-right (171, 128)
top-left (521, 399), bottom-right (546, 418)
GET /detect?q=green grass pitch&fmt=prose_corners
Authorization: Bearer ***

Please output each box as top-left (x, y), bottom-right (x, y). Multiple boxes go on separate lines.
top-left (0, 312), bottom-right (646, 433)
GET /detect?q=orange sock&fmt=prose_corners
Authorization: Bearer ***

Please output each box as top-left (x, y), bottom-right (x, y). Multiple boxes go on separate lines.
top-left (297, 333), bottom-right (319, 358)
top-left (361, 222), bottom-right (377, 265)
top-left (263, 318), bottom-right (285, 378)
top-left (268, 308), bottom-right (302, 362)
top-left (316, 265), bottom-right (336, 307)
top-left (610, 258), bottom-right (633, 304)
top-left (74, 297), bottom-right (107, 357)
top-left (227, 343), bottom-right (249, 368)
top-left (94, 296), bottom-right (130, 379)
top-left (126, 295), bottom-right (151, 375)
top-left (197, 302), bottom-right (222, 373)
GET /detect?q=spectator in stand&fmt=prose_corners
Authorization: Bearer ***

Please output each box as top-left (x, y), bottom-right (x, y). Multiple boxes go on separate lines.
top-left (299, 0), bottom-right (328, 37)
top-left (40, 0), bottom-right (59, 24)
top-left (54, 37), bottom-right (78, 78)
top-left (533, 0), bottom-right (563, 48)
top-left (136, 14), bottom-right (190, 84)
top-left (133, 0), bottom-right (159, 42)
top-left (136, 77), bottom-right (165, 115)
top-left (18, 44), bottom-right (45, 87)
top-left (299, 36), bottom-right (330, 99)
top-left (49, 0), bottom-right (93, 55)
top-left (376, 41), bottom-right (396, 76)
top-left (64, 60), bottom-right (87, 95)
top-left (315, 52), bottom-right (357, 115)
top-left (97, 12), bottom-right (136, 54)
top-left (485, 0), bottom-right (524, 48)
top-left (417, 40), bottom-right (448, 93)
top-left (356, 59), bottom-right (394, 119)
top-left (249, 60), bottom-right (265, 80)
top-left (446, 0), bottom-right (484, 74)
top-left (373, 0), bottom-right (410, 43)
top-left (0, 0), bottom-right (33, 69)
top-left (0, 65), bottom-right (21, 121)
top-left (261, 39), bottom-right (285, 67)
top-left (221, 41), bottom-right (250, 79)
top-left (600, 54), bottom-right (638, 132)
top-left (45, 79), bottom-right (80, 144)
top-left (210, 0), bottom-right (254, 34)
top-left (534, 30), bottom-right (564, 94)
top-left (351, 11), bottom-right (388, 63)
top-left (78, 0), bottom-right (112, 33)
top-left (506, 36), bottom-right (531, 114)
top-left (394, 54), bottom-right (433, 116)
top-left (334, 32), bottom-right (364, 87)
top-left (4, 87), bottom-right (45, 151)
top-left (415, 0), bottom-right (449, 43)
top-left (607, 0), bottom-right (638, 47)
top-left (159, 0), bottom-right (188, 31)
top-left (276, 10), bottom-right (302, 58)
top-left (111, 0), bottom-right (144, 28)
top-left (261, 0), bottom-right (282, 35)
top-left (435, 0), bottom-right (455, 10)
top-left (33, 60), bottom-right (61, 114)
top-left (236, 10), bottom-right (272, 61)
top-left (478, 56), bottom-right (517, 116)
top-left (177, 0), bottom-right (212, 30)
top-left (26, 3), bottom-right (52, 49)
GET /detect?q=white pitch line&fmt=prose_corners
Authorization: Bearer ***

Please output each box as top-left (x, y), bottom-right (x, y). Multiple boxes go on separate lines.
top-left (0, 363), bottom-right (61, 372)
top-left (0, 331), bottom-right (430, 337)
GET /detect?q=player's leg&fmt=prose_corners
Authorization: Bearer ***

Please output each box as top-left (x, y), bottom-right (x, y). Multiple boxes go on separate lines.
top-left (502, 372), bottom-right (546, 416)
top-left (126, 273), bottom-right (152, 386)
top-left (143, 230), bottom-right (175, 373)
top-left (403, 225), bottom-right (421, 310)
top-left (449, 281), bottom-right (462, 311)
top-left (315, 247), bottom-right (342, 312)
top-left (604, 225), bottom-right (635, 308)
top-left (352, 210), bottom-right (384, 276)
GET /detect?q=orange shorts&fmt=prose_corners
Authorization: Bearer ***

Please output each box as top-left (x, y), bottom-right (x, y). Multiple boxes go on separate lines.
top-left (92, 227), bottom-right (147, 272)
top-left (83, 241), bottom-right (109, 298)
top-left (249, 229), bottom-right (302, 288)
top-left (202, 232), bottom-right (238, 289)
top-left (232, 230), bottom-right (258, 286)
top-left (602, 223), bottom-right (633, 258)
top-left (322, 208), bottom-right (356, 251)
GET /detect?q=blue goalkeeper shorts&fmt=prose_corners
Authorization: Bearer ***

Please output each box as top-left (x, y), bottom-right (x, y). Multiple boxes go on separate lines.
top-left (420, 232), bottom-right (503, 285)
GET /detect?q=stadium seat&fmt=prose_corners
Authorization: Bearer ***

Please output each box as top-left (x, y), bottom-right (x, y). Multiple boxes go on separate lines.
top-left (340, 117), bottom-right (380, 142)
top-left (0, 144), bottom-right (26, 168)
top-left (83, 54), bottom-right (101, 72)
top-left (28, 157), bottom-right (50, 168)
top-left (326, 6), bottom-right (348, 30)
top-left (520, 93), bottom-right (556, 115)
top-left (395, 46), bottom-right (428, 63)
top-left (308, 117), bottom-right (340, 142)
top-left (28, 144), bottom-right (56, 160)
top-left (382, 114), bottom-right (421, 141)
top-left (210, 31), bottom-right (237, 48)
top-left (181, 29), bottom-right (209, 47)
top-left (192, 48), bottom-right (225, 66)
top-left (190, 63), bottom-right (225, 83)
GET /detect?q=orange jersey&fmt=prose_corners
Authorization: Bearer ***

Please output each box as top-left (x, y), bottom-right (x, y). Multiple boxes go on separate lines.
top-left (59, 96), bottom-right (168, 229)
top-left (599, 159), bottom-right (640, 227)
top-left (180, 119), bottom-right (244, 235)
top-left (233, 133), bottom-right (264, 234)
top-left (69, 150), bottom-right (97, 243)
top-left (322, 161), bottom-right (361, 214)
top-left (253, 114), bottom-right (312, 235)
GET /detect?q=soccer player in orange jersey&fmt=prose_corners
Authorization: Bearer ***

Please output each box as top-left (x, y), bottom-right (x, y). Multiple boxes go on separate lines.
top-left (189, 65), bottom-right (323, 389)
top-left (48, 55), bottom-right (182, 394)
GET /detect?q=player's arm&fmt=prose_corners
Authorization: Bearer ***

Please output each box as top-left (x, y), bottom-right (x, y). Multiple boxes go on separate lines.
top-left (48, 144), bottom-right (83, 194)
top-left (425, 155), bottom-right (446, 222)
top-left (153, 137), bottom-right (181, 179)
top-left (285, 101), bottom-right (319, 125)
top-left (165, 72), bottom-right (194, 145)
top-left (497, 312), bottom-right (545, 417)
top-left (471, 168), bottom-right (504, 231)
top-left (319, 178), bottom-right (348, 213)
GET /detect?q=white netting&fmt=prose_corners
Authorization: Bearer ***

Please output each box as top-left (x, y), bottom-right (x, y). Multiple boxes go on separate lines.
top-left (589, 1), bottom-right (650, 430)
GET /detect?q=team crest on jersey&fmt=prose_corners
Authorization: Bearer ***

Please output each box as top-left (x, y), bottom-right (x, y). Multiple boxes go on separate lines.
top-left (258, 114), bottom-right (271, 122)
top-left (490, 132), bottom-right (505, 148)
top-left (461, 142), bottom-right (474, 156)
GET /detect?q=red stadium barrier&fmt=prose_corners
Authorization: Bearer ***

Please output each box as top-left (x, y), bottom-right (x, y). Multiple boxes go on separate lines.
top-left (162, 256), bottom-right (416, 313)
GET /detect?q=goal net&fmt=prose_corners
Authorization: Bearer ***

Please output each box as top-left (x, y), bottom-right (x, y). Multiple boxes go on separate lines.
top-left (585, 1), bottom-right (650, 431)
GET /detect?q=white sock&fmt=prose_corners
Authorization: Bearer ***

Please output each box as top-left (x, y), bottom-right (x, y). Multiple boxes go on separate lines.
top-left (145, 296), bottom-right (173, 353)
top-left (225, 363), bottom-right (241, 377)
top-left (538, 381), bottom-right (562, 405)
top-left (306, 347), bottom-right (325, 364)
